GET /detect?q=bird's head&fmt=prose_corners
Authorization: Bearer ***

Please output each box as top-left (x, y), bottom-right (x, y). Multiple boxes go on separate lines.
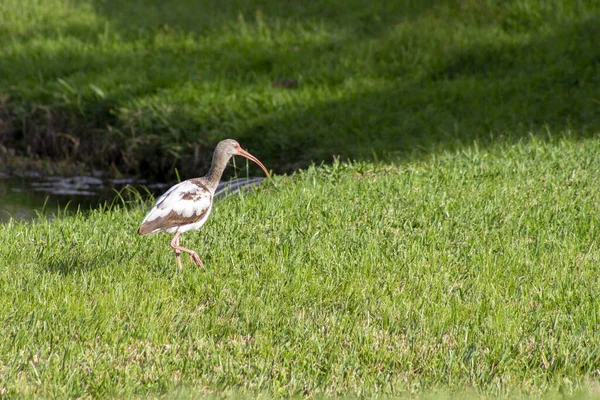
top-left (216, 139), bottom-right (270, 177)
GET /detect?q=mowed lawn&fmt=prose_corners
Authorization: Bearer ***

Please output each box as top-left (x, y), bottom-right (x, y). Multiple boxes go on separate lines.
top-left (2, 0), bottom-right (600, 398)
top-left (2, 135), bottom-right (600, 397)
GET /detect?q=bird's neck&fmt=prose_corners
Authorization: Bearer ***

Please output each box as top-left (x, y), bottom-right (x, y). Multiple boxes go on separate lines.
top-left (204, 151), bottom-right (232, 193)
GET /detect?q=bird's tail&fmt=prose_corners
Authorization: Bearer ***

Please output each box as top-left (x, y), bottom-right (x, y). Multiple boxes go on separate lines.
top-left (138, 224), bottom-right (153, 236)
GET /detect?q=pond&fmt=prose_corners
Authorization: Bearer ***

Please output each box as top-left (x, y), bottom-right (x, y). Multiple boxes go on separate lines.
top-left (0, 173), bottom-right (265, 223)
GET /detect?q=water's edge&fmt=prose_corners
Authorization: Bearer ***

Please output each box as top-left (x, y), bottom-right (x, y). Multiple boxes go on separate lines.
top-left (0, 174), bottom-right (265, 223)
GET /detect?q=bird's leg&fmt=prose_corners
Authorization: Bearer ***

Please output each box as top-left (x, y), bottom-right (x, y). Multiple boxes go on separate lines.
top-left (170, 232), bottom-right (183, 270)
top-left (169, 232), bottom-right (204, 268)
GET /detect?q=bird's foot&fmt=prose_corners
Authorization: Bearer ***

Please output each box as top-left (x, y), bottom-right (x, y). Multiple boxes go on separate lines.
top-left (188, 252), bottom-right (204, 267)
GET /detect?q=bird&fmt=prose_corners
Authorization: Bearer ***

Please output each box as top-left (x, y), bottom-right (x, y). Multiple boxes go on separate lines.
top-left (138, 139), bottom-right (270, 270)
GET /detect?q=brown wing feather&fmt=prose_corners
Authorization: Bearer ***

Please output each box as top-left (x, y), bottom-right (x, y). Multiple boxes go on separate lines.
top-left (138, 208), bottom-right (209, 236)
top-left (138, 179), bottom-right (212, 236)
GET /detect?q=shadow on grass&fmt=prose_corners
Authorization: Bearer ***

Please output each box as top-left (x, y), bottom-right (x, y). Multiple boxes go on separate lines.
top-left (1, 1), bottom-right (599, 179)
top-left (236, 17), bottom-right (600, 169)
top-left (86, 0), bottom-right (439, 37)
top-left (43, 246), bottom-right (127, 274)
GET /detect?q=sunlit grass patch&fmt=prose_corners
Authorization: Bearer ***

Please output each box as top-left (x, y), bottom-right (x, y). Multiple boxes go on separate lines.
top-left (2, 133), bottom-right (600, 397)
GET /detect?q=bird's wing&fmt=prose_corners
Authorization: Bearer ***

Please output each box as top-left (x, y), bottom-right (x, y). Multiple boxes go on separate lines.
top-left (138, 180), bottom-right (212, 235)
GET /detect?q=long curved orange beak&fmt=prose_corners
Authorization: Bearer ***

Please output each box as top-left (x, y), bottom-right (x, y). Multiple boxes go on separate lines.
top-left (236, 148), bottom-right (270, 178)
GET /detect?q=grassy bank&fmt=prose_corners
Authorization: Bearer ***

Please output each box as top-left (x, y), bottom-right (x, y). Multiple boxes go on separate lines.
top-left (2, 133), bottom-right (600, 397)
top-left (3, 0), bottom-right (600, 397)
top-left (1, 0), bottom-right (599, 179)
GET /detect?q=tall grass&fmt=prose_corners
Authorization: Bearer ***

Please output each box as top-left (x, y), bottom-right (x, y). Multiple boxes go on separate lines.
top-left (1, 0), bottom-right (599, 178)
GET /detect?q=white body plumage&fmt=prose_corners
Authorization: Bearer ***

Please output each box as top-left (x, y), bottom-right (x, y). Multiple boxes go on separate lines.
top-left (139, 179), bottom-right (214, 235)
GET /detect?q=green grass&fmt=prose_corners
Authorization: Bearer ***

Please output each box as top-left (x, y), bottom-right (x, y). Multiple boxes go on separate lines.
top-left (1, 0), bottom-right (599, 178)
top-left (2, 0), bottom-right (600, 397)
top-left (2, 133), bottom-right (600, 397)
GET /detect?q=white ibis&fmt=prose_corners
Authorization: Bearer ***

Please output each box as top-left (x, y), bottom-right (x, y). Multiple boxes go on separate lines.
top-left (138, 139), bottom-right (270, 269)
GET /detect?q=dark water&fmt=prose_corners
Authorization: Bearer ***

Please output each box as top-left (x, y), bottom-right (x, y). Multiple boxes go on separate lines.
top-left (0, 174), bottom-right (264, 223)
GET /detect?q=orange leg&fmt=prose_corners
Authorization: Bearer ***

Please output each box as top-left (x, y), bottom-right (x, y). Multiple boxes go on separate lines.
top-left (170, 231), bottom-right (204, 268)
top-left (170, 231), bottom-right (183, 270)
